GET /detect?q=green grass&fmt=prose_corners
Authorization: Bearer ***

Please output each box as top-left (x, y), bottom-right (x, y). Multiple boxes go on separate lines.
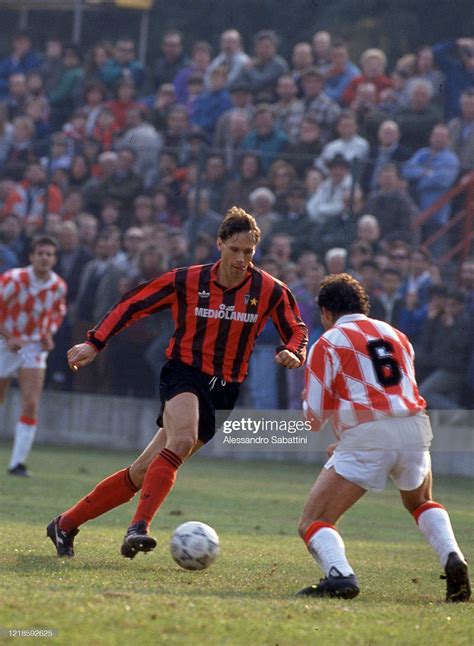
top-left (0, 441), bottom-right (472, 645)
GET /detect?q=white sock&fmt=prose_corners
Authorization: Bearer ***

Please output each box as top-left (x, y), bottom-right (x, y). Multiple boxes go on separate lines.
top-left (307, 527), bottom-right (354, 577)
top-left (9, 418), bottom-right (37, 469)
top-left (417, 506), bottom-right (465, 568)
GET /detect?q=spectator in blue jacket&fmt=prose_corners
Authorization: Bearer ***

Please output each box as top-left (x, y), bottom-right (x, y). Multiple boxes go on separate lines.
top-left (174, 41), bottom-right (212, 104)
top-left (191, 66), bottom-right (233, 137)
top-left (100, 38), bottom-right (145, 92)
top-left (402, 124), bottom-right (459, 257)
top-left (324, 39), bottom-right (360, 104)
top-left (242, 103), bottom-right (288, 173)
top-left (432, 38), bottom-right (474, 118)
top-left (0, 32), bottom-right (41, 99)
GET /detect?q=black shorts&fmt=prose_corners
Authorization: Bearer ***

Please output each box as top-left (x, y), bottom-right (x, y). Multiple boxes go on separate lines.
top-left (157, 359), bottom-right (241, 444)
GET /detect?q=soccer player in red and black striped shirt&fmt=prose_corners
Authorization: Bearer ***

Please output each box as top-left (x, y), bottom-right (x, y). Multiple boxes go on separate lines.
top-left (47, 207), bottom-right (308, 559)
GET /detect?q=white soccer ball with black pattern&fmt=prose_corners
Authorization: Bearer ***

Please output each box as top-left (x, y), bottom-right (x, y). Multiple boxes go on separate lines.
top-left (170, 521), bottom-right (220, 571)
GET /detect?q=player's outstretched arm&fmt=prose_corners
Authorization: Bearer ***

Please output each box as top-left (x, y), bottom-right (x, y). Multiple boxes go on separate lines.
top-left (87, 270), bottom-right (176, 351)
top-left (270, 285), bottom-right (308, 366)
top-left (67, 343), bottom-right (98, 370)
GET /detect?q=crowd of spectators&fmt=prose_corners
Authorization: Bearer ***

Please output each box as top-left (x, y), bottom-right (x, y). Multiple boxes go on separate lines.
top-left (0, 28), bottom-right (473, 408)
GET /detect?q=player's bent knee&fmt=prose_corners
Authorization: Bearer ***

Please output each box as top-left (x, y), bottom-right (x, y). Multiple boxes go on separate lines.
top-left (298, 505), bottom-right (340, 539)
top-left (401, 494), bottom-right (431, 514)
top-left (166, 433), bottom-right (197, 459)
top-left (400, 473), bottom-right (433, 513)
top-left (128, 463), bottom-right (146, 489)
top-left (298, 519), bottom-right (310, 539)
top-left (298, 516), bottom-right (330, 540)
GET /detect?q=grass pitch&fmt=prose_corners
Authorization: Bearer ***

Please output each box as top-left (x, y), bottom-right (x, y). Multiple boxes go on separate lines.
top-left (0, 441), bottom-right (472, 645)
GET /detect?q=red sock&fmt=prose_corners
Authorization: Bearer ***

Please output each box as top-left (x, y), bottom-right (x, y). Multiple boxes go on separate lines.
top-left (59, 468), bottom-right (139, 532)
top-left (20, 415), bottom-right (37, 425)
top-left (131, 448), bottom-right (182, 529)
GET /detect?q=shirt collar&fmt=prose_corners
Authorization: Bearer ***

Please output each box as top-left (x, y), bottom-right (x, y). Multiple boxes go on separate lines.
top-left (27, 265), bottom-right (54, 290)
top-left (335, 313), bottom-right (369, 325)
top-left (211, 260), bottom-right (254, 290)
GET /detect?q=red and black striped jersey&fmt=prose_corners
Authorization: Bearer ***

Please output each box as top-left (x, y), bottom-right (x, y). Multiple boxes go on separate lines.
top-left (87, 261), bottom-right (308, 383)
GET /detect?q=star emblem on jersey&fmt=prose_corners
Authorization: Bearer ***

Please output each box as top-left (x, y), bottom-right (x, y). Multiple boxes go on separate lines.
top-left (250, 297), bottom-right (258, 306)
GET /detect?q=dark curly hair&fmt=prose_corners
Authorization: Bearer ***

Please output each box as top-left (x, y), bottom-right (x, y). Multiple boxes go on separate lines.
top-left (317, 273), bottom-right (370, 316)
top-left (218, 206), bottom-right (261, 244)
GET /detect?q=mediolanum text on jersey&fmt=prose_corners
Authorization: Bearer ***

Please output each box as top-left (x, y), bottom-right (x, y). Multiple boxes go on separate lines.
top-left (195, 304), bottom-right (258, 323)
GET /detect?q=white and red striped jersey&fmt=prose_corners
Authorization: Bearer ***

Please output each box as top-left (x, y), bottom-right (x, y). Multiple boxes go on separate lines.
top-left (303, 313), bottom-right (426, 436)
top-left (0, 266), bottom-right (67, 343)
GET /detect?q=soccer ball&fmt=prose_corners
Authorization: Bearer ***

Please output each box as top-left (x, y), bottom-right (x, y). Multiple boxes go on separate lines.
top-left (170, 521), bottom-right (220, 571)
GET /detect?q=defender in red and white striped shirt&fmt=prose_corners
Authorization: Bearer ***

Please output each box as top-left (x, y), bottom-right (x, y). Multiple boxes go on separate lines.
top-left (304, 313), bottom-right (425, 436)
top-left (0, 236), bottom-right (67, 477)
top-left (47, 207), bottom-right (308, 560)
top-left (298, 274), bottom-right (470, 603)
top-left (0, 266), bottom-right (66, 345)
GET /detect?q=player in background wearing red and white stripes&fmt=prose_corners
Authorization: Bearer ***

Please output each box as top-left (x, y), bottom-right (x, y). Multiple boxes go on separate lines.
top-left (298, 273), bottom-right (470, 602)
top-left (0, 236), bottom-right (67, 477)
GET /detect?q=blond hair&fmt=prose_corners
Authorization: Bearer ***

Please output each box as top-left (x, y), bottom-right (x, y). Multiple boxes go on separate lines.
top-left (360, 48), bottom-right (387, 69)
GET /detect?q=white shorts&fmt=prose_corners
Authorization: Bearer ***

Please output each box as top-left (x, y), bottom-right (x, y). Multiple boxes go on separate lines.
top-left (0, 342), bottom-right (48, 376)
top-left (324, 413), bottom-right (433, 493)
